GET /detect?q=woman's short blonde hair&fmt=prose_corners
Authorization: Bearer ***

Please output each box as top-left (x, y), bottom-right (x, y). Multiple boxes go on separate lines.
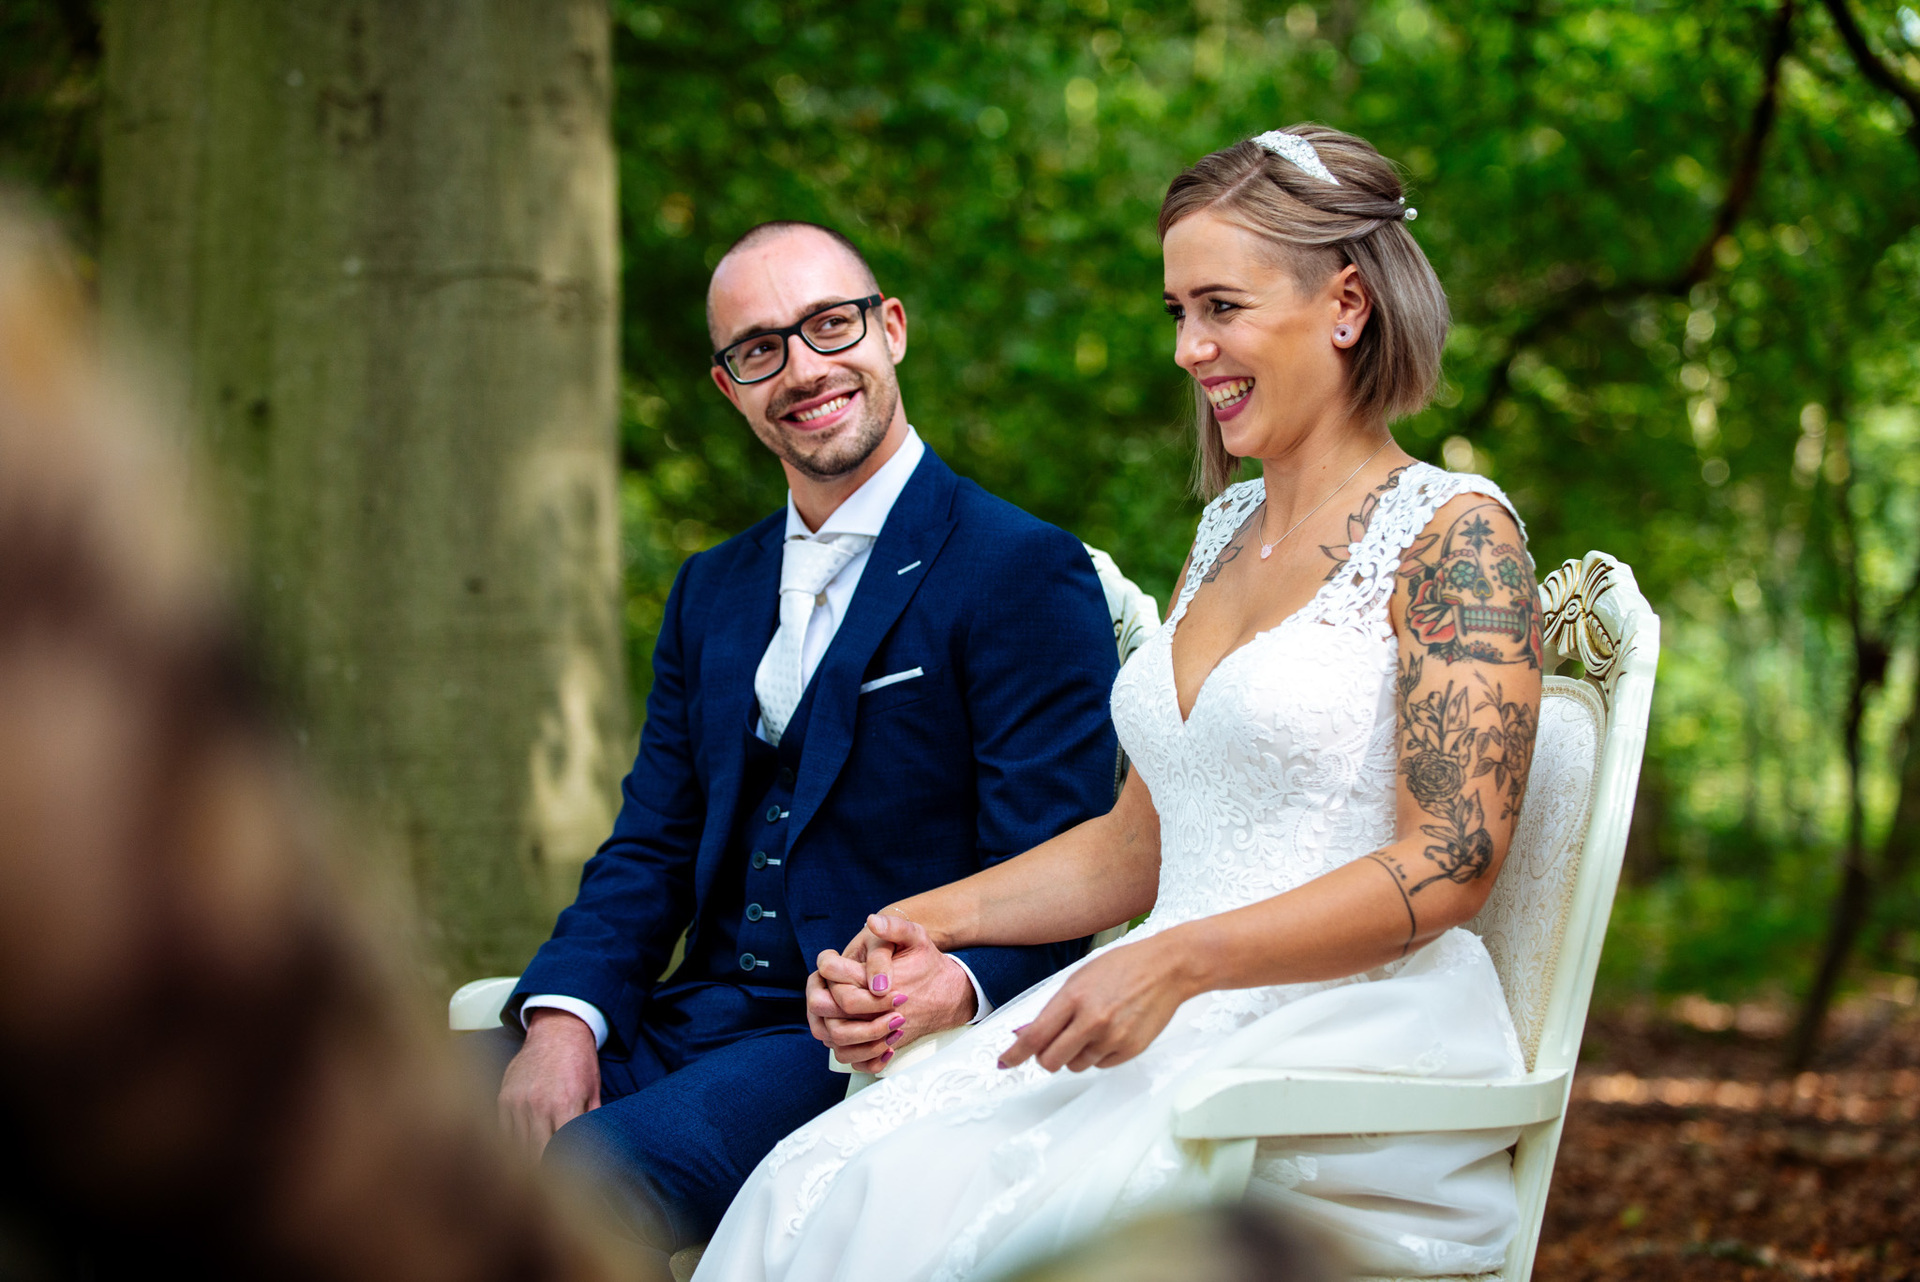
top-left (1160, 125), bottom-right (1450, 497)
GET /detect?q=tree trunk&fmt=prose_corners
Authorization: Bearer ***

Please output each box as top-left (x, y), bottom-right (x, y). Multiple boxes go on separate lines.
top-left (1787, 633), bottom-right (1904, 1071)
top-left (99, 0), bottom-right (627, 988)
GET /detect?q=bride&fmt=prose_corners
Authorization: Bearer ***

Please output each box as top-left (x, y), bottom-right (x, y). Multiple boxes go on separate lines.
top-left (694, 125), bottom-right (1543, 1281)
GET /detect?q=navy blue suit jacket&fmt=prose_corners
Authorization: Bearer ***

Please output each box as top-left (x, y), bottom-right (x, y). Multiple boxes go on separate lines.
top-left (513, 448), bottom-right (1121, 1056)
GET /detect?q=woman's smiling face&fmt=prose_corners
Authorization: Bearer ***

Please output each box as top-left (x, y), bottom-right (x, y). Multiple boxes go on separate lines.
top-left (1162, 210), bottom-right (1366, 460)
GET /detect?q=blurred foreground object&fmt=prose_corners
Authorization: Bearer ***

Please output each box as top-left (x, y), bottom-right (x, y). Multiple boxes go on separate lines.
top-left (0, 205), bottom-right (627, 1279)
top-left (99, 0), bottom-right (628, 987)
top-left (994, 1204), bottom-right (1346, 1282)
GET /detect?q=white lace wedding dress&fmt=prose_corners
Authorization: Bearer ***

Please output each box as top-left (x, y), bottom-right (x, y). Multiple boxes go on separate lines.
top-left (696, 464), bottom-right (1528, 1282)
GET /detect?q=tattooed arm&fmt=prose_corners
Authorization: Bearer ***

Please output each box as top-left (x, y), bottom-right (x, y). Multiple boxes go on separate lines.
top-left (1369, 494), bottom-right (1543, 952)
top-left (999, 493), bottom-right (1543, 1073)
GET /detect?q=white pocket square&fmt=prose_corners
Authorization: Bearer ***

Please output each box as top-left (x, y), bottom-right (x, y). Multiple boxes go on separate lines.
top-left (859, 666), bottom-right (924, 695)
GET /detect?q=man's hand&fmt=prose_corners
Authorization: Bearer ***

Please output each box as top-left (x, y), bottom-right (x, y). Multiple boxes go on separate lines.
top-left (806, 913), bottom-right (976, 1072)
top-left (498, 1008), bottom-right (601, 1159)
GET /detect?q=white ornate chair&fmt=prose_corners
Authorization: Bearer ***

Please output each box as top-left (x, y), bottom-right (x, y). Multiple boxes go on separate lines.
top-left (447, 545), bottom-right (1161, 1038)
top-left (1168, 551), bottom-right (1659, 1282)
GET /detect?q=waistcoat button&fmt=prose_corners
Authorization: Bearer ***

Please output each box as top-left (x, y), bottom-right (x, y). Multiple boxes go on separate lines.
top-left (751, 850), bottom-right (768, 869)
top-left (738, 952), bottom-right (757, 972)
top-left (746, 903), bottom-right (764, 921)
top-left (778, 766), bottom-right (796, 787)
top-left (765, 804), bottom-right (782, 823)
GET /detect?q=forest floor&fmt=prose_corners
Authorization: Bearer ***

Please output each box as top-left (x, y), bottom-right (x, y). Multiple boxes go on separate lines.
top-left (1536, 992), bottom-right (1920, 1280)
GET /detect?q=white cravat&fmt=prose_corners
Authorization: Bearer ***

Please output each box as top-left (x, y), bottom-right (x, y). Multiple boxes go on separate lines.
top-left (755, 533), bottom-right (874, 744)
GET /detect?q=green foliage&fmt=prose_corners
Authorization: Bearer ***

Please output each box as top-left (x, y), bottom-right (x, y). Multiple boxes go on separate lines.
top-left (6, 0), bottom-right (1919, 1009)
top-left (1596, 851), bottom-right (1836, 1000)
top-left (610, 0), bottom-right (1920, 1004)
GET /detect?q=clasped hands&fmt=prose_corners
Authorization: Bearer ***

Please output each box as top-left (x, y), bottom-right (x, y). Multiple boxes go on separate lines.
top-left (806, 913), bottom-right (976, 1072)
top-left (807, 913), bottom-right (1190, 1075)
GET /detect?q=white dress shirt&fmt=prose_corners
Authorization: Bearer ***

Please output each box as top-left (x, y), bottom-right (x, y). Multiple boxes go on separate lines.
top-left (524, 427), bottom-right (991, 1047)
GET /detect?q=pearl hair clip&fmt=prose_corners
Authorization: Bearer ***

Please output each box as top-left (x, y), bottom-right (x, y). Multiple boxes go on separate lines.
top-left (1252, 129), bottom-right (1419, 221)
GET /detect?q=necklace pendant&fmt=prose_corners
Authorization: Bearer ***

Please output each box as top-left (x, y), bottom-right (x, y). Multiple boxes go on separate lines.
top-left (1259, 544), bottom-right (1274, 560)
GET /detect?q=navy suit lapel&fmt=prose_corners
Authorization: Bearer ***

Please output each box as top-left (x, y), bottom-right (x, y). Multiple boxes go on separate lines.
top-left (788, 451), bottom-right (959, 849)
top-left (696, 516), bottom-right (783, 904)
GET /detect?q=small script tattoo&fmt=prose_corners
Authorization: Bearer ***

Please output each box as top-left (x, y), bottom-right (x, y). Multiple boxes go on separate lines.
top-left (1367, 853), bottom-right (1417, 952)
top-left (1398, 502), bottom-right (1543, 667)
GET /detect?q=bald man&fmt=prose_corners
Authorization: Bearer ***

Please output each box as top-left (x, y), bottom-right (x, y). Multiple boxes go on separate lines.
top-left (484, 221), bottom-right (1120, 1262)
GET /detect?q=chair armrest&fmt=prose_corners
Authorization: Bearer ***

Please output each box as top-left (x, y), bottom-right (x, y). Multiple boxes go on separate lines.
top-left (1171, 1068), bottom-right (1570, 1139)
top-left (827, 1025), bottom-right (969, 1079)
top-left (449, 975), bottom-right (522, 1031)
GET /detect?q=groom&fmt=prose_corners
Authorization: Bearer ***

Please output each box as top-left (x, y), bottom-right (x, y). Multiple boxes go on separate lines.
top-left (491, 221), bottom-right (1120, 1257)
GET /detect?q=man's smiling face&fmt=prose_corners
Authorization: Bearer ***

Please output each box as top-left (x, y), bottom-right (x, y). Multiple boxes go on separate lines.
top-left (707, 227), bottom-right (908, 483)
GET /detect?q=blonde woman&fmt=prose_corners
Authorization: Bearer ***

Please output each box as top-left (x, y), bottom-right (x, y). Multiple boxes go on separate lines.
top-left (696, 126), bottom-right (1543, 1282)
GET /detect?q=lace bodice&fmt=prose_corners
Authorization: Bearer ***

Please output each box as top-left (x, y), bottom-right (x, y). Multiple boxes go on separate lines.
top-left (1113, 463), bottom-right (1524, 932)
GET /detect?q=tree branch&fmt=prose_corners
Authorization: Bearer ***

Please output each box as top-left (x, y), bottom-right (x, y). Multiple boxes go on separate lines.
top-left (1888, 561), bottom-right (1920, 626)
top-left (1821, 0), bottom-right (1920, 162)
top-left (1684, 0), bottom-right (1799, 281)
top-left (1458, 0), bottom-right (1796, 438)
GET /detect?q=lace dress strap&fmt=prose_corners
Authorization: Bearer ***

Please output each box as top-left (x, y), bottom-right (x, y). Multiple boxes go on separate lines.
top-left (1309, 461), bottom-right (1532, 637)
top-left (1168, 479), bottom-right (1265, 627)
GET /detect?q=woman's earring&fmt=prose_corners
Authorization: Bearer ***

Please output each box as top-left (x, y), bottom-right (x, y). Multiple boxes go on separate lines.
top-left (1334, 324), bottom-right (1354, 346)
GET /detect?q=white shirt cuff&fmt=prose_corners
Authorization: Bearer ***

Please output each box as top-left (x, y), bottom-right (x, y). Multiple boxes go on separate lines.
top-left (951, 958), bottom-right (994, 1025)
top-left (521, 994), bottom-right (609, 1050)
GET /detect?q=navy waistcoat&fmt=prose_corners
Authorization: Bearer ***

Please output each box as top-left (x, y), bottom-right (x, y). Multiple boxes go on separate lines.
top-left (680, 679), bottom-right (818, 992)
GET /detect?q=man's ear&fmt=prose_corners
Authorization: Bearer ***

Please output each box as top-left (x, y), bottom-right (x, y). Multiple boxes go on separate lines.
top-left (710, 362), bottom-right (744, 409)
top-left (880, 296), bottom-right (908, 366)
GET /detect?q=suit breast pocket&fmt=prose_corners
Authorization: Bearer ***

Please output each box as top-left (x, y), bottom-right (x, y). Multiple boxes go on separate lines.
top-left (857, 664), bottom-right (937, 716)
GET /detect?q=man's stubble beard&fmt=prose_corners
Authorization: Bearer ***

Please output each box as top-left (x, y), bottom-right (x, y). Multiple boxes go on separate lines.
top-left (757, 370), bottom-right (901, 483)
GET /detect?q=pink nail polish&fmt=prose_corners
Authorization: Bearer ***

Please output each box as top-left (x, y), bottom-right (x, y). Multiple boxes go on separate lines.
top-left (881, 1049), bottom-right (894, 1064)
top-left (889, 1015), bottom-right (905, 1030)
top-left (892, 993), bottom-right (908, 1007)
top-left (996, 1059), bottom-right (1009, 1070)
top-left (886, 1030), bottom-right (903, 1045)
top-left (872, 974), bottom-right (890, 993)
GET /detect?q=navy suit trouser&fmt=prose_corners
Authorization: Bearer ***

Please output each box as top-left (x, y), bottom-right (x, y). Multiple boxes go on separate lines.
top-left (474, 979), bottom-right (845, 1253)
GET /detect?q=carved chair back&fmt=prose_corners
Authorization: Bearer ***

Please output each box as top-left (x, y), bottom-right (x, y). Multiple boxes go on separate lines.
top-left (1464, 550), bottom-right (1661, 1282)
top-left (1467, 551), bottom-right (1659, 1073)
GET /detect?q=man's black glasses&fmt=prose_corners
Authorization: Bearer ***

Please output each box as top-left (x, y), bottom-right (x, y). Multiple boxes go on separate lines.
top-left (713, 295), bottom-right (884, 385)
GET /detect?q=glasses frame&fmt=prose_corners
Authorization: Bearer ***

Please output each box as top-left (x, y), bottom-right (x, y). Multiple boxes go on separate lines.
top-left (712, 294), bottom-right (886, 385)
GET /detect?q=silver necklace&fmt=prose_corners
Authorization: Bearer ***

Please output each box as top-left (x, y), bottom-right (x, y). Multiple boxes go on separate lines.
top-left (1257, 438), bottom-right (1389, 561)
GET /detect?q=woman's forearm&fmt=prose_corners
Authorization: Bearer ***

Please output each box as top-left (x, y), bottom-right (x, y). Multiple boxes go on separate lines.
top-left (1154, 837), bottom-right (1492, 1002)
top-left (890, 771), bottom-right (1162, 951)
